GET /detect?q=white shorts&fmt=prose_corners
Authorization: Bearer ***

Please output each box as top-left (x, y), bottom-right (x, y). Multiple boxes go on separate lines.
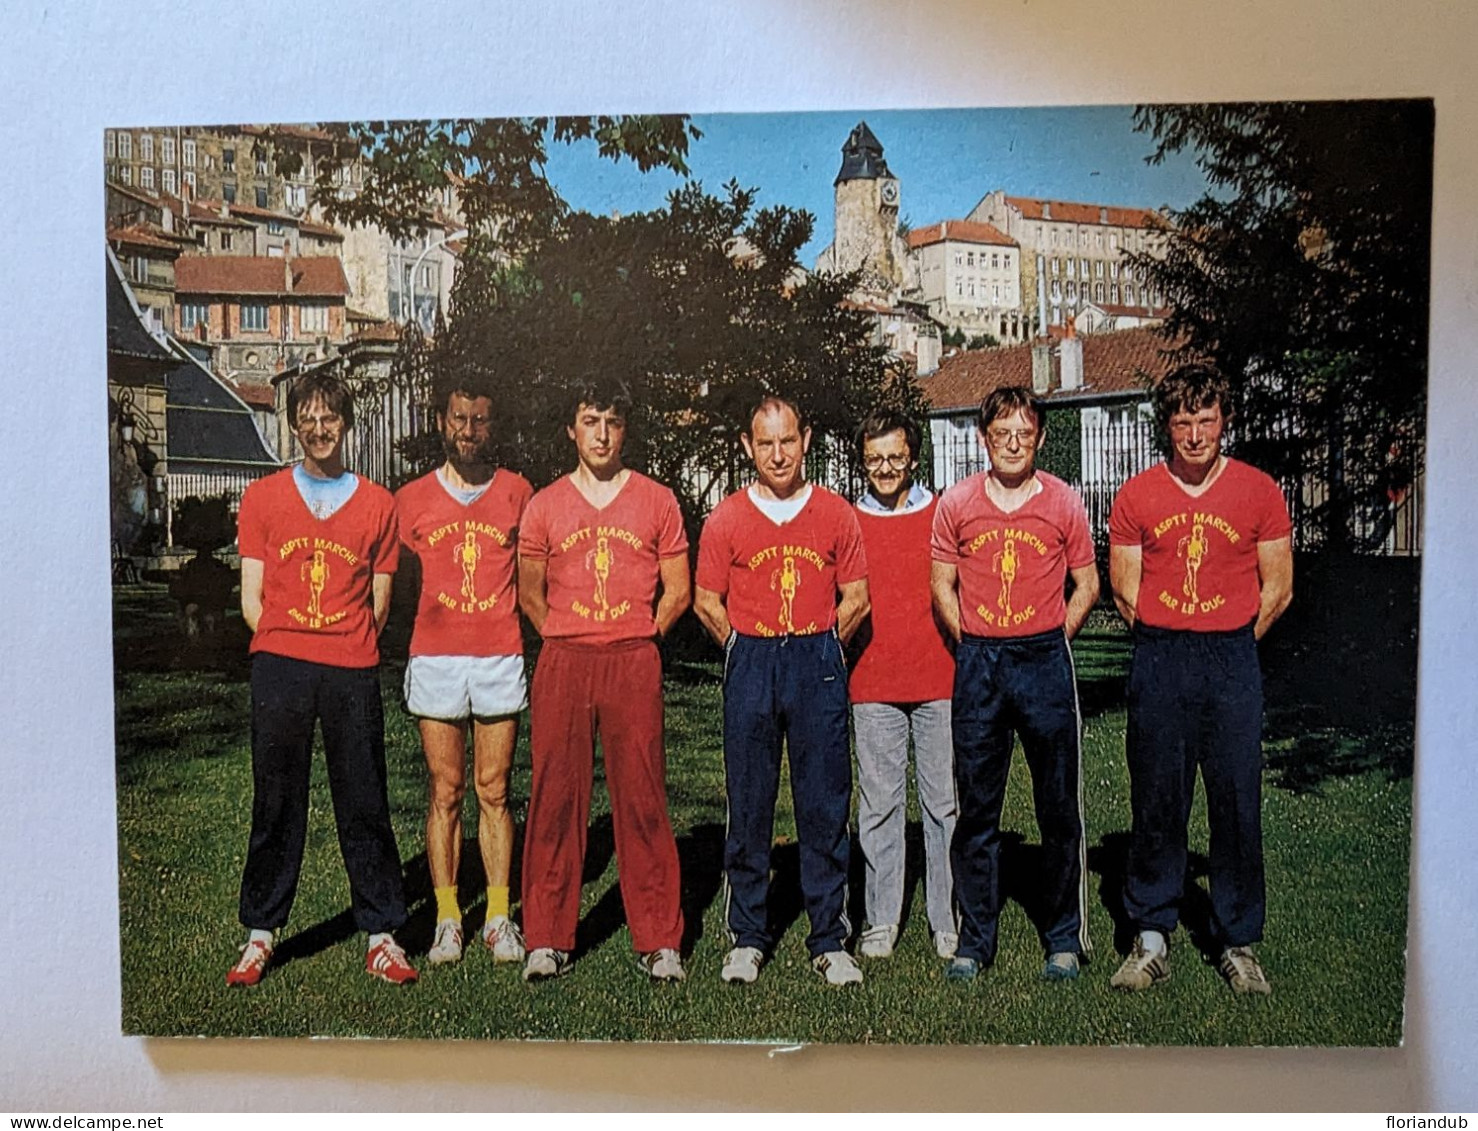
top-left (404, 654), bottom-right (528, 720)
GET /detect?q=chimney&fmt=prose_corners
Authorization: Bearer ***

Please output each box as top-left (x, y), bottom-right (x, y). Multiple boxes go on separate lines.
top-left (1031, 341), bottom-right (1053, 394)
top-left (1059, 322), bottom-right (1083, 391)
top-left (285, 258), bottom-right (294, 293)
top-left (1099, 206), bottom-right (1108, 224)
top-left (916, 331), bottom-right (940, 376)
top-left (1042, 201), bottom-right (1052, 220)
top-left (1036, 253), bottom-right (1048, 337)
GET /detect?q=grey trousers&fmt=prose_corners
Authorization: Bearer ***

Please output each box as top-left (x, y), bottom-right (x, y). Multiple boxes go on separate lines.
top-left (852, 699), bottom-right (958, 933)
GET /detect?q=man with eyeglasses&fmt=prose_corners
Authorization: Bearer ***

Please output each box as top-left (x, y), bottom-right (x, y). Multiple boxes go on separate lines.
top-left (848, 408), bottom-right (959, 963)
top-left (930, 385), bottom-right (1098, 983)
top-left (394, 377), bottom-right (533, 969)
top-left (1107, 364), bottom-right (1292, 996)
top-left (227, 371), bottom-right (416, 988)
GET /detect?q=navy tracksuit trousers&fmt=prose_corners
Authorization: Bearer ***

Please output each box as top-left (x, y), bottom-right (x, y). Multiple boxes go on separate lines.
top-left (1123, 621), bottom-right (1266, 948)
top-left (951, 629), bottom-right (1089, 966)
top-left (239, 652), bottom-right (408, 935)
top-left (722, 631), bottom-right (852, 958)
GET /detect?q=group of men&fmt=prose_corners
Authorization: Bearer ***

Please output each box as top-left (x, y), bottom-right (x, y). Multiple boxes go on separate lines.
top-left (226, 360), bottom-right (1292, 997)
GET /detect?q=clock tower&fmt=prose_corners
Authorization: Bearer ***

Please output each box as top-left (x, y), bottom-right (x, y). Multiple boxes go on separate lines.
top-left (830, 121), bottom-right (904, 295)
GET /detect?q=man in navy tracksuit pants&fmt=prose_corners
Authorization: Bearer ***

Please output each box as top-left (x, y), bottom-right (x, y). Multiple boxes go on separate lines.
top-left (1108, 364), bottom-right (1293, 995)
top-left (930, 386), bottom-right (1100, 983)
top-left (694, 395), bottom-right (871, 986)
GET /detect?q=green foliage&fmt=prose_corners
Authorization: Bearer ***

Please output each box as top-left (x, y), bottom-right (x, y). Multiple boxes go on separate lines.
top-left (1035, 405), bottom-right (1082, 482)
top-left (419, 180), bottom-right (922, 514)
top-left (965, 332), bottom-right (999, 350)
top-left (1130, 101), bottom-right (1432, 547)
top-left (170, 495), bottom-right (236, 553)
top-left (268, 117), bottom-right (701, 249)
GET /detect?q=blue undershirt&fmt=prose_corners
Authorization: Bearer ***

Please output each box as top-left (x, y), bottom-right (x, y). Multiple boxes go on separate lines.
top-left (293, 464), bottom-right (359, 519)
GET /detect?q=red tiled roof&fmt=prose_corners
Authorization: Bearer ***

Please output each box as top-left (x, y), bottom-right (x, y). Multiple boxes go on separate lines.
top-left (907, 219), bottom-right (1016, 250)
top-left (224, 201), bottom-right (295, 223)
top-left (919, 326), bottom-right (1184, 412)
top-left (232, 380), bottom-right (276, 408)
top-left (107, 225), bottom-right (182, 253)
top-left (1004, 196), bottom-right (1163, 230)
top-left (175, 255), bottom-right (349, 298)
top-left (298, 218), bottom-right (342, 240)
top-left (106, 181), bottom-right (163, 209)
top-left (1083, 302), bottom-right (1171, 319)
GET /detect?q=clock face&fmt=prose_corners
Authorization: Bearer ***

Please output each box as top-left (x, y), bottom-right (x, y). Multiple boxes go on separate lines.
top-left (880, 180), bottom-right (899, 206)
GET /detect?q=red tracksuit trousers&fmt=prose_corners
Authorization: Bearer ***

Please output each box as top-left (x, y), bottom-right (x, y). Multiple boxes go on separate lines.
top-left (522, 638), bottom-right (684, 953)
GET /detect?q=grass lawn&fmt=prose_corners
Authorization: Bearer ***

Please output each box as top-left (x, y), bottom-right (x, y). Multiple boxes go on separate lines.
top-left (114, 589), bottom-right (1410, 1045)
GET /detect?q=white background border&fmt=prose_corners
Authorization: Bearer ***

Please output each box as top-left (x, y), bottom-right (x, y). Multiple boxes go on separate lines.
top-left (1, 0), bottom-right (1474, 1110)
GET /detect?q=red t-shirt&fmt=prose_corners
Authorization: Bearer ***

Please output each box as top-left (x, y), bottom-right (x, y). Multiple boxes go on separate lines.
top-left (931, 471), bottom-right (1095, 638)
top-left (1109, 458), bottom-right (1292, 631)
top-left (395, 468), bottom-right (533, 657)
top-left (849, 495), bottom-right (955, 703)
top-left (696, 486), bottom-right (867, 638)
top-left (520, 471), bottom-right (688, 644)
top-left (237, 467), bottom-right (399, 668)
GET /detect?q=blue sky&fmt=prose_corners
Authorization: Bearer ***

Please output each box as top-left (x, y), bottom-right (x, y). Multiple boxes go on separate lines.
top-left (542, 106), bottom-right (1213, 264)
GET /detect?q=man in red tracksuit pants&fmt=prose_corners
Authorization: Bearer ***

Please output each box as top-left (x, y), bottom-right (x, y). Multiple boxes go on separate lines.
top-left (517, 381), bottom-right (691, 982)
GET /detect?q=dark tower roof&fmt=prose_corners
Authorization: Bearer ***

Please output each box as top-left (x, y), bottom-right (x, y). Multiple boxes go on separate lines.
top-left (835, 120), bottom-right (892, 185)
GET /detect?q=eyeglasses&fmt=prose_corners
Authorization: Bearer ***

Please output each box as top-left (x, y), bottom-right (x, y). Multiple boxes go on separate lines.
top-left (296, 412), bottom-right (343, 432)
top-left (862, 453), bottom-right (912, 471)
top-left (984, 428), bottom-right (1038, 448)
top-left (447, 412), bottom-right (491, 432)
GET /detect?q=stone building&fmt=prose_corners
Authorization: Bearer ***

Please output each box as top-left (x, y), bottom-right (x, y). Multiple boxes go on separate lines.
top-left (967, 191), bottom-right (1169, 329)
top-left (107, 223), bottom-right (186, 337)
top-left (173, 255), bottom-right (350, 388)
top-left (905, 219), bottom-right (1025, 343)
top-left (812, 121), bottom-right (908, 300)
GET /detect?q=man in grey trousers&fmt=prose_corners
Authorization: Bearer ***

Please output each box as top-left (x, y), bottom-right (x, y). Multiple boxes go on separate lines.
top-left (848, 409), bottom-right (959, 960)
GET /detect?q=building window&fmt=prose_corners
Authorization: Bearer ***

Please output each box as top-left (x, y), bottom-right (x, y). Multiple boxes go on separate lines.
top-left (286, 184), bottom-right (306, 210)
top-left (220, 231), bottom-right (234, 251)
top-left (240, 303), bottom-right (269, 331)
top-left (1050, 258), bottom-right (1060, 277)
top-left (182, 139), bottom-right (195, 167)
top-left (993, 284), bottom-right (1000, 301)
top-left (954, 279), bottom-right (963, 297)
top-left (204, 153), bottom-right (216, 171)
top-left (991, 253), bottom-right (999, 270)
top-left (420, 265), bottom-right (432, 289)
top-left (131, 256), bottom-right (149, 282)
top-left (223, 183), bottom-right (236, 203)
top-left (105, 131), bottom-right (115, 158)
top-left (300, 304), bottom-right (328, 333)
top-left (1110, 261), bottom-right (1120, 279)
top-left (256, 155), bottom-right (269, 176)
top-left (1110, 234), bottom-right (1119, 251)
top-left (118, 133), bottom-right (132, 159)
top-left (256, 187), bottom-right (268, 208)
top-left (183, 170), bottom-right (196, 192)
top-left (267, 220), bottom-right (284, 235)
top-left (1066, 259), bottom-right (1075, 278)
top-left (180, 302), bottom-right (208, 331)
top-left (1095, 232), bottom-right (1103, 249)
top-left (120, 165), bottom-right (132, 185)
top-left (139, 135), bottom-right (153, 161)
top-left (1123, 263), bottom-right (1134, 281)
top-left (1051, 230), bottom-right (1058, 248)
top-left (162, 169), bottom-right (176, 194)
top-left (1066, 281), bottom-right (1076, 301)
top-left (954, 251), bottom-right (963, 267)
top-left (268, 247), bottom-right (284, 258)
top-left (222, 147), bottom-right (236, 172)
top-left (140, 166), bottom-right (155, 190)
top-left (1111, 284), bottom-right (1120, 303)
top-left (161, 136), bottom-right (175, 164)
top-left (966, 251), bottom-right (975, 267)
top-left (1051, 281), bottom-right (1061, 300)
top-left (1095, 282), bottom-right (1105, 302)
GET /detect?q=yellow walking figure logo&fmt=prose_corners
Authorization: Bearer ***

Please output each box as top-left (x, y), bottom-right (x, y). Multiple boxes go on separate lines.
top-left (770, 555), bottom-right (800, 633)
top-left (455, 530), bottom-right (483, 601)
top-left (1177, 521), bottom-right (1208, 604)
top-left (585, 535), bottom-right (615, 611)
top-left (301, 549), bottom-right (329, 620)
top-left (992, 538), bottom-right (1019, 619)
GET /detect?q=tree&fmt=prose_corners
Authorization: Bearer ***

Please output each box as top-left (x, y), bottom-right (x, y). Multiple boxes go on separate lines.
top-left (268, 116), bottom-right (701, 249)
top-left (419, 180), bottom-right (922, 518)
top-left (1129, 101), bottom-right (1433, 549)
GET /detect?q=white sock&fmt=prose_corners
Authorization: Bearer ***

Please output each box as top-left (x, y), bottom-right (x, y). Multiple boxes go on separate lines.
top-left (367, 932), bottom-right (393, 950)
top-left (248, 928), bottom-right (273, 947)
top-left (1140, 930), bottom-right (1167, 956)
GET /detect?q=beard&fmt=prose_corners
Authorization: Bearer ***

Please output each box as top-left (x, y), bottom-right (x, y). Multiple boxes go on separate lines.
top-left (444, 433), bottom-right (495, 484)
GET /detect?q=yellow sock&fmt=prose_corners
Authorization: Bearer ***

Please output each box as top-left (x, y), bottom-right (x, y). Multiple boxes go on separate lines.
top-left (486, 886), bottom-right (510, 920)
top-left (434, 886), bottom-right (460, 923)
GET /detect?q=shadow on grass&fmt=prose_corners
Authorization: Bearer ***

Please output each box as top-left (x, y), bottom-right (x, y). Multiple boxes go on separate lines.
top-left (1088, 830), bottom-right (1224, 965)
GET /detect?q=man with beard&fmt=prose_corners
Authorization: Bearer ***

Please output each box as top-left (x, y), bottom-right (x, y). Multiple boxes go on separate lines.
top-left (694, 395), bottom-right (870, 986)
top-left (395, 378), bottom-right (533, 967)
top-left (227, 371), bottom-right (416, 987)
top-left (517, 381), bottom-right (690, 982)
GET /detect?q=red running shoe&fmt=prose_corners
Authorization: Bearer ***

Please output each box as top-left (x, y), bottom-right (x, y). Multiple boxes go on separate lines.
top-left (366, 937), bottom-right (418, 985)
top-left (226, 938), bottom-right (273, 987)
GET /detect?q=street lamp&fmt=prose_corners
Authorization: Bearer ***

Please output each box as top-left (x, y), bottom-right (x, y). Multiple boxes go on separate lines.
top-left (406, 227), bottom-right (468, 331)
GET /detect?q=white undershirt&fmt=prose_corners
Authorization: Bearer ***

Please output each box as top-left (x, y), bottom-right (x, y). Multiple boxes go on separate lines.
top-left (747, 483), bottom-right (812, 525)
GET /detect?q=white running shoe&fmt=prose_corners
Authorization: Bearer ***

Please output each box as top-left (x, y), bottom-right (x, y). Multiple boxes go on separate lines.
top-left (933, 930), bottom-right (960, 959)
top-left (720, 946), bottom-right (764, 984)
top-left (858, 923), bottom-right (899, 959)
top-left (522, 947), bottom-right (571, 982)
top-left (638, 948), bottom-right (687, 982)
top-left (482, 915), bottom-right (526, 964)
top-left (812, 950), bottom-right (865, 985)
top-left (427, 918), bottom-right (464, 965)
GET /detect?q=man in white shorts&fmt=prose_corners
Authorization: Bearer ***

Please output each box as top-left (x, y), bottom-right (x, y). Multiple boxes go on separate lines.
top-left (395, 378), bottom-right (534, 966)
